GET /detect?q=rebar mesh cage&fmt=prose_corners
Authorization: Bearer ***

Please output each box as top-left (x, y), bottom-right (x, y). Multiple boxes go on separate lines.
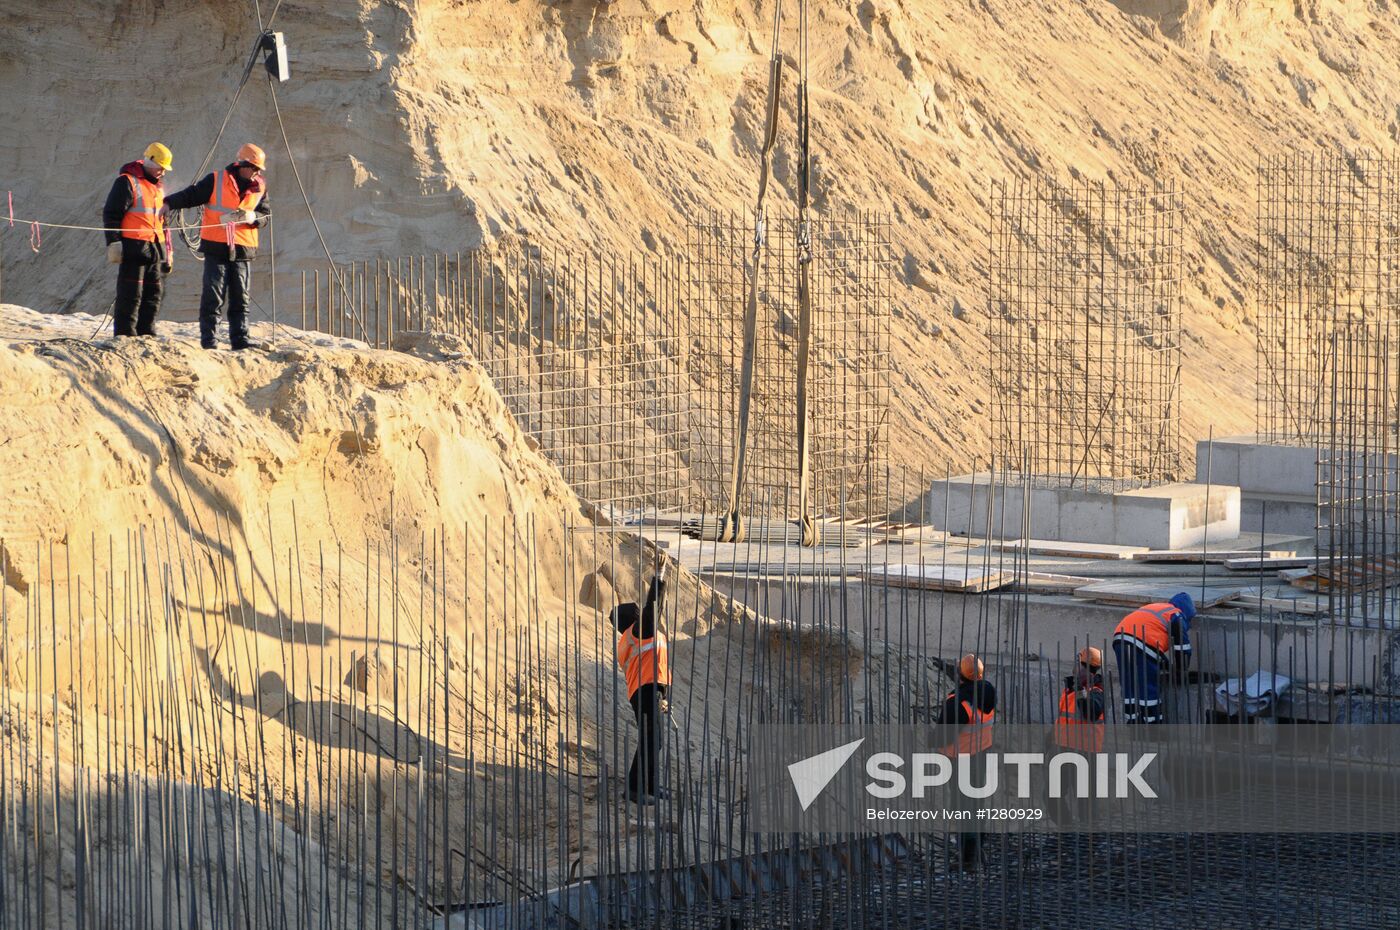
top-left (685, 211), bottom-right (893, 519)
top-left (988, 176), bottom-right (1183, 491)
top-left (1257, 152), bottom-right (1400, 445)
top-left (1257, 152), bottom-right (1400, 622)
top-left (299, 245), bottom-right (693, 514)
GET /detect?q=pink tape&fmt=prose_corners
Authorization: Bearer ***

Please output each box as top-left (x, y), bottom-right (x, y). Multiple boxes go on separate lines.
top-left (224, 222), bottom-right (236, 244)
top-left (6, 191), bottom-right (12, 228)
top-left (29, 221), bottom-right (41, 253)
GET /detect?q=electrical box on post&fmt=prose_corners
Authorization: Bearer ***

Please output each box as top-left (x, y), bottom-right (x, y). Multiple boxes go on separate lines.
top-left (262, 32), bottom-right (289, 82)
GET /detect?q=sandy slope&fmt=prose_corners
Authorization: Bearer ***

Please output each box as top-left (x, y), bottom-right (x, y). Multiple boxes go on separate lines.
top-left (4, 1), bottom-right (1396, 475)
top-left (0, 304), bottom-right (907, 911)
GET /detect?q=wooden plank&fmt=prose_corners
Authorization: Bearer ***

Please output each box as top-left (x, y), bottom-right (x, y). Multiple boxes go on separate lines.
top-left (1132, 549), bottom-right (1297, 564)
top-left (1019, 572), bottom-right (1102, 593)
top-left (1221, 556), bottom-right (1314, 571)
top-left (858, 564), bottom-right (1009, 593)
top-left (991, 539), bottom-right (1148, 560)
top-left (1072, 580), bottom-right (1242, 609)
top-left (1223, 588), bottom-right (1329, 615)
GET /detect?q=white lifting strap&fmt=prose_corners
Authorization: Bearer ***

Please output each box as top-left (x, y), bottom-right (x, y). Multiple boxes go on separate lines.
top-left (794, 0), bottom-right (817, 548)
top-left (719, 0), bottom-right (784, 545)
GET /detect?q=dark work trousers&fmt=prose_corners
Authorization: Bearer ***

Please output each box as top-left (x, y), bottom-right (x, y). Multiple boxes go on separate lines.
top-left (1113, 640), bottom-right (1164, 723)
top-left (114, 259), bottom-right (164, 337)
top-left (956, 752), bottom-right (988, 870)
top-left (199, 258), bottom-right (252, 348)
top-left (627, 683), bottom-right (662, 796)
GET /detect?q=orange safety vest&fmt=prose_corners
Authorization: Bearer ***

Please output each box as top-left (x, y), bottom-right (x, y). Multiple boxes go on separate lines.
top-left (120, 172), bottom-right (164, 243)
top-left (1112, 603), bottom-right (1177, 659)
top-left (940, 697), bottom-right (994, 755)
top-left (200, 170), bottom-right (262, 249)
top-left (616, 628), bottom-right (670, 698)
top-left (1054, 686), bottom-right (1105, 753)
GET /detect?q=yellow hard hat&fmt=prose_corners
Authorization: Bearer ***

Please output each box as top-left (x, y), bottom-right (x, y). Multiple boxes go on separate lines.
top-left (1078, 646), bottom-right (1103, 669)
top-left (236, 143), bottom-right (266, 170)
top-left (144, 142), bottom-right (173, 171)
top-left (958, 653), bottom-right (984, 681)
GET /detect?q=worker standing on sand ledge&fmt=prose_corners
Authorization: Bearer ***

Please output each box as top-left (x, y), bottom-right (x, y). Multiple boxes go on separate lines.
top-left (613, 554), bottom-right (672, 806)
top-left (163, 143), bottom-right (271, 350)
top-left (1112, 592), bottom-right (1194, 723)
top-left (102, 143), bottom-right (174, 339)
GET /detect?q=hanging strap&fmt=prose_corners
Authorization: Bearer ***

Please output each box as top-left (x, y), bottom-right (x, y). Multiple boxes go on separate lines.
top-left (719, 0), bottom-right (784, 544)
top-left (793, 0), bottom-right (817, 547)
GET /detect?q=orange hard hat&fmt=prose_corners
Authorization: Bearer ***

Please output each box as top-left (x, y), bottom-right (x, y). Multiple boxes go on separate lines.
top-left (958, 653), bottom-right (984, 681)
top-left (1078, 646), bottom-right (1103, 669)
top-left (236, 143), bottom-right (267, 170)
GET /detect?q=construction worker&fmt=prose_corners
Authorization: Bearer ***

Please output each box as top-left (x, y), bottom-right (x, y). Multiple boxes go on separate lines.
top-left (613, 556), bottom-right (671, 805)
top-left (1048, 647), bottom-right (1106, 825)
top-left (938, 653), bottom-right (995, 872)
top-left (102, 143), bottom-right (174, 338)
top-left (1054, 646), bottom-right (1106, 752)
top-left (1111, 592), bottom-right (1194, 724)
top-left (163, 143), bottom-right (271, 350)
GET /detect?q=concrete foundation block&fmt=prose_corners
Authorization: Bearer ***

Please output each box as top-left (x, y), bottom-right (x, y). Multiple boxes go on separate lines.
top-left (928, 474), bottom-right (1240, 549)
top-left (1196, 435), bottom-right (1317, 498)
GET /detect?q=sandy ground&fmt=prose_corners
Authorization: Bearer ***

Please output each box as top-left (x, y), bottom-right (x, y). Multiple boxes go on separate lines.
top-left (0, 303), bottom-right (925, 920)
top-left (4, 1), bottom-right (1396, 476)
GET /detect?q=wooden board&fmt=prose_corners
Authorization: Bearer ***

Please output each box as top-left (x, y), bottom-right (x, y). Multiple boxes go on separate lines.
top-left (991, 539), bottom-right (1148, 560)
top-left (1132, 549), bottom-right (1297, 564)
top-left (1072, 580), bottom-right (1243, 609)
top-left (1221, 556), bottom-right (1314, 571)
top-left (1223, 587), bottom-right (1329, 615)
top-left (1019, 572), bottom-right (1102, 593)
top-left (858, 564), bottom-right (1009, 593)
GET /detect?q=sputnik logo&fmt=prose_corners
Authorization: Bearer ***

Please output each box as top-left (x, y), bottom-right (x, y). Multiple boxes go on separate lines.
top-left (787, 738), bottom-right (865, 811)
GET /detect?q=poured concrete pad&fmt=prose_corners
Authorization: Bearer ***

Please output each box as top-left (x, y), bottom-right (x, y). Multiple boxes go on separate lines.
top-left (928, 474), bottom-right (1241, 550)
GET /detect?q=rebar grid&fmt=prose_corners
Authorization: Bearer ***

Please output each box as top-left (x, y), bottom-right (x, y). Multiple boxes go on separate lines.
top-left (1, 465), bottom-right (1398, 928)
top-left (1257, 153), bottom-right (1400, 445)
top-left (989, 176), bottom-right (1183, 490)
top-left (686, 211), bottom-right (893, 518)
top-left (299, 246), bottom-right (691, 514)
top-left (1258, 153), bottom-right (1400, 623)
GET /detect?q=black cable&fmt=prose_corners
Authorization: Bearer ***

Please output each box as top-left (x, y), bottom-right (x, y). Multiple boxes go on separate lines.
top-left (265, 77), bottom-right (368, 340)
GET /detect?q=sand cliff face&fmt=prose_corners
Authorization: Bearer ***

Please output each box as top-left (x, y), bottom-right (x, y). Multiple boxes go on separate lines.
top-left (3, 1), bottom-right (1397, 471)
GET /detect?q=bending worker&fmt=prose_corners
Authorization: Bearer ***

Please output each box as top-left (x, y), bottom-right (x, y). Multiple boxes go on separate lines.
top-left (1111, 592), bottom-right (1194, 724)
top-left (163, 143), bottom-right (271, 350)
top-left (938, 653), bottom-right (996, 872)
top-left (613, 555), bottom-right (671, 805)
top-left (102, 143), bottom-right (175, 338)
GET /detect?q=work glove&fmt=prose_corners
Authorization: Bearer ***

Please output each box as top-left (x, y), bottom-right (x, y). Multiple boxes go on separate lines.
top-left (160, 258), bottom-right (173, 275)
top-left (158, 205), bottom-right (170, 223)
top-left (659, 697), bottom-right (670, 715)
top-left (106, 241), bottom-right (122, 264)
top-left (231, 209), bottom-right (256, 225)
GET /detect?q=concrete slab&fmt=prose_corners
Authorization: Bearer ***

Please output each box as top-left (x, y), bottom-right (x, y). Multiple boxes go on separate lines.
top-left (927, 474), bottom-right (1240, 549)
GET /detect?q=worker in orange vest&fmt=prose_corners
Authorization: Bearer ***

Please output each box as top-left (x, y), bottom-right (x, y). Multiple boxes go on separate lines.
top-left (1112, 592), bottom-right (1194, 724)
top-left (163, 143), bottom-right (271, 350)
top-left (613, 556), bottom-right (671, 805)
top-left (102, 143), bottom-right (175, 338)
top-left (1054, 646), bottom-right (1106, 752)
top-left (938, 653), bottom-right (995, 871)
top-left (1047, 646), bottom-right (1106, 825)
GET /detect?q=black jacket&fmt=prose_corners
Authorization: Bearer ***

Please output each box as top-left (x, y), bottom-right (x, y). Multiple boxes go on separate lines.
top-left (164, 164), bottom-right (272, 262)
top-left (612, 574), bottom-right (667, 639)
top-left (102, 161), bottom-right (167, 264)
top-left (939, 679), bottom-right (997, 725)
